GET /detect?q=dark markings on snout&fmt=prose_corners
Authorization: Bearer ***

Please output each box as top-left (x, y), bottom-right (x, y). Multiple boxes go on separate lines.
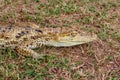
top-left (35, 29), bottom-right (43, 33)
top-left (16, 31), bottom-right (26, 38)
top-left (16, 35), bottom-right (21, 38)
top-left (7, 25), bottom-right (13, 30)
top-left (20, 31), bottom-right (25, 36)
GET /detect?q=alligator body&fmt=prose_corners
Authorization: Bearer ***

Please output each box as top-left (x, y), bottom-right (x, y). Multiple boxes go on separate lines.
top-left (0, 22), bottom-right (97, 58)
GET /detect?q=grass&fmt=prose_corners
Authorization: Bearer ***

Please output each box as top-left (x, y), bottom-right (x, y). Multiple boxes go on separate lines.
top-left (0, 0), bottom-right (120, 80)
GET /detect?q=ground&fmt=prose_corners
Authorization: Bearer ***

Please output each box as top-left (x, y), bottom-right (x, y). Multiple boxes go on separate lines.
top-left (0, 0), bottom-right (120, 80)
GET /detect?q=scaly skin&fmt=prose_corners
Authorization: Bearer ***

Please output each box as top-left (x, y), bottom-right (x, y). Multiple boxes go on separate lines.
top-left (0, 22), bottom-right (97, 58)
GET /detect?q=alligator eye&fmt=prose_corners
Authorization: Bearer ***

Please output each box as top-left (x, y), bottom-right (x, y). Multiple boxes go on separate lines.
top-left (71, 33), bottom-right (77, 37)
